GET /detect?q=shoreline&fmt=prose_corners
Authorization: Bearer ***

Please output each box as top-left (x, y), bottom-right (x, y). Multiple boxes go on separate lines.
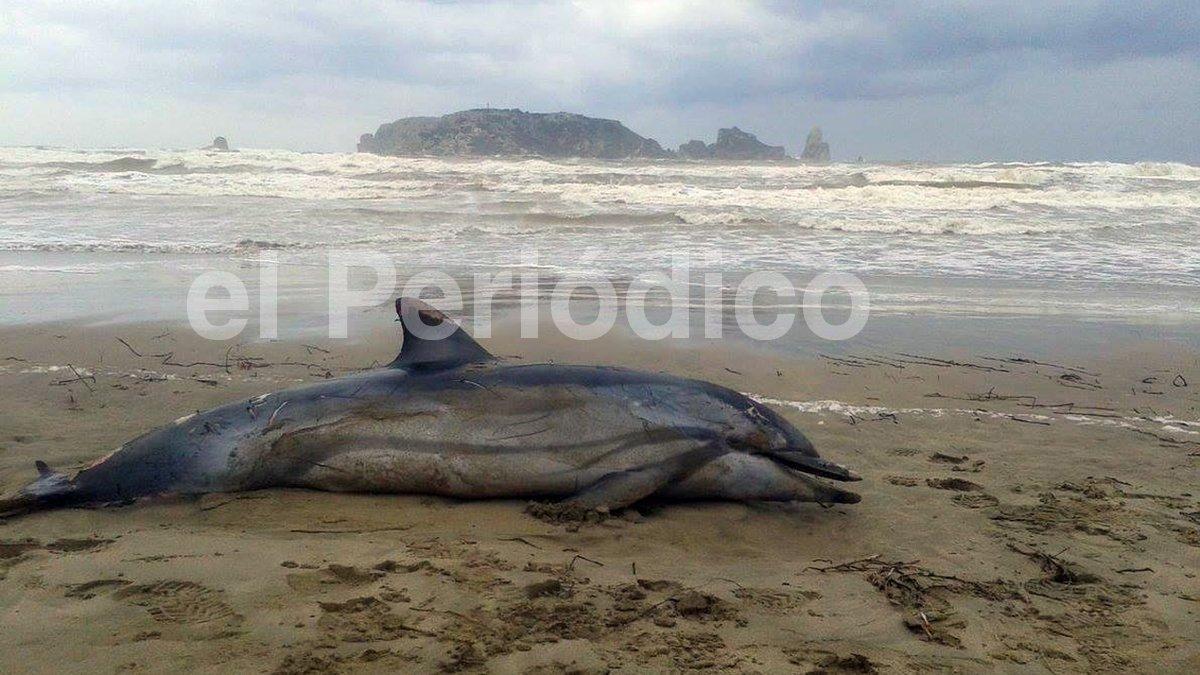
top-left (3, 250), bottom-right (1199, 361)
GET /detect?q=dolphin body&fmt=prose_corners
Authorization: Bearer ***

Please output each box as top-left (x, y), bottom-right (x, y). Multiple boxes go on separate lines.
top-left (1, 299), bottom-right (860, 518)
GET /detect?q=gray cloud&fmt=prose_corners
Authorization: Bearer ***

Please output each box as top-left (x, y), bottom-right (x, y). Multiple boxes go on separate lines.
top-left (1, 0), bottom-right (1196, 161)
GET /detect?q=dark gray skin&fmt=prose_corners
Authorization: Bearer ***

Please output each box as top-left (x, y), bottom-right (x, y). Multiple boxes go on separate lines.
top-left (1, 299), bottom-right (860, 518)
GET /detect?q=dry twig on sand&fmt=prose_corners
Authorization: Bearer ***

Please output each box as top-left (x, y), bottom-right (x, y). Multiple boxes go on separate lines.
top-left (497, 536), bottom-right (542, 549)
top-left (51, 364), bottom-right (96, 391)
top-left (117, 336), bottom-right (338, 377)
top-left (1006, 543), bottom-right (1099, 585)
top-left (895, 353), bottom-right (1010, 373)
top-left (803, 554), bottom-right (1016, 647)
top-left (567, 554), bottom-right (604, 570)
top-left (981, 356), bottom-right (1098, 376)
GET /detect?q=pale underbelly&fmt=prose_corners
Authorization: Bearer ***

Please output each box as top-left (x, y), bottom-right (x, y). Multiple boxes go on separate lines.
top-left (248, 415), bottom-right (708, 498)
top-left (286, 447), bottom-right (625, 498)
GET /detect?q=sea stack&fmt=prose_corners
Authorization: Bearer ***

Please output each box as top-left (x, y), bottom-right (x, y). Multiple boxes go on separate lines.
top-left (677, 127), bottom-right (788, 161)
top-left (800, 127), bottom-right (830, 163)
top-left (677, 139), bottom-right (713, 159)
top-left (204, 136), bottom-right (230, 151)
top-left (710, 127), bottom-right (787, 160)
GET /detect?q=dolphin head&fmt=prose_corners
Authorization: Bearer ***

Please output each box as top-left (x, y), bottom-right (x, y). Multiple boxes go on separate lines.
top-left (715, 389), bottom-right (861, 483)
top-left (714, 393), bottom-right (809, 454)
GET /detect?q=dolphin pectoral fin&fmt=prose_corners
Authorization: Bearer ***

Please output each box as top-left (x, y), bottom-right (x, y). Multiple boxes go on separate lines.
top-left (565, 442), bottom-right (728, 511)
top-left (564, 465), bottom-right (678, 512)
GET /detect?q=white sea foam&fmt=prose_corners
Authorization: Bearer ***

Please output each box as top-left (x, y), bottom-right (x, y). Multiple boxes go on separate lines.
top-left (750, 395), bottom-right (1200, 439)
top-left (0, 147), bottom-right (1197, 286)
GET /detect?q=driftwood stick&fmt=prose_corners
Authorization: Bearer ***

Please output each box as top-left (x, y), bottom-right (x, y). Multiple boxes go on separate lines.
top-left (52, 364), bottom-right (96, 391)
top-left (567, 554), bottom-right (605, 570)
top-left (497, 536), bottom-right (542, 549)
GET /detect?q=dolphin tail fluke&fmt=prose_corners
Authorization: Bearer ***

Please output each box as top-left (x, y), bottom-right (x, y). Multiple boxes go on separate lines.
top-left (0, 493), bottom-right (36, 518)
top-left (0, 461), bottom-right (77, 518)
top-left (767, 450), bottom-right (861, 482)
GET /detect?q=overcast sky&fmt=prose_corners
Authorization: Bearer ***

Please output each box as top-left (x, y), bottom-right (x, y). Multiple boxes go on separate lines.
top-left (1, 1), bottom-right (1197, 162)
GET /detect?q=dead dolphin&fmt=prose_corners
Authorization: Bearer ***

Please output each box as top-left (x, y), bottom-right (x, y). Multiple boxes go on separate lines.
top-left (1, 299), bottom-right (860, 518)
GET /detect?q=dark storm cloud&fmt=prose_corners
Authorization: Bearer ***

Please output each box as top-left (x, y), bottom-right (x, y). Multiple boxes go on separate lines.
top-left (1, 1), bottom-right (1196, 160)
top-left (635, 1), bottom-right (1200, 102)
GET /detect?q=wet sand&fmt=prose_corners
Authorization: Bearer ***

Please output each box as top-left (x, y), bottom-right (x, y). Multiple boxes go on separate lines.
top-left (1, 317), bottom-right (1198, 673)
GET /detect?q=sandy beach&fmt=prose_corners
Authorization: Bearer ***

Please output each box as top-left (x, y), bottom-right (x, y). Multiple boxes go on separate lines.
top-left (4, 3), bottom-right (1200, 672)
top-left (1, 314), bottom-right (1197, 673)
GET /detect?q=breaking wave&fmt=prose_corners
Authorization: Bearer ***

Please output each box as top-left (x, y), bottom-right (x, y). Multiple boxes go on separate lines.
top-left (0, 146), bottom-right (1197, 285)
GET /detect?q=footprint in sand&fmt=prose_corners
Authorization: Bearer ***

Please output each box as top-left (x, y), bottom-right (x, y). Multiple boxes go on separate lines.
top-left (929, 452), bottom-right (986, 473)
top-left (953, 493), bottom-right (1000, 509)
top-left (66, 579), bottom-right (132, 600)
top-left (628, 631), bottom-right (738, 670)
top-left (316, 596), bottom-right (428, 642)
top-left (44, 538), bottom-right (114, 553)
top-left (731, 586), bottom-right (821, 614)
top-left (115, 580), bottom-right (242, 626)
top-left (0, 539), bottom-right (40, 560)
top-left (276, 648), bottom-right (416, 674)
top-left (926, 477), bottom-right (985, 492)
top-left (784, 648), bottom-right (880, 673)
top-left (1, 537), bottom-right (112, 558)
top-left (285, 563), bottom-right (386, 593)
top-left (1, 537), bottom-right (114, 579)
top-left (929, 477), bottom-right (999, 507)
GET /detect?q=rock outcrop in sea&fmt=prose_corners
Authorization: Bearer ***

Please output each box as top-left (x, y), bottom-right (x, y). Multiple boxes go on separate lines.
top-left (357, 108), bottom-right (671, 159)
top-left (711, 127), bottom-right (788, 160)
top-left (677, 139), bottom-right (712, 159)
top-left (203, 136), bottom-right (230, 151)
top-left (358, 110), bottom-right (828, 162)
top-left (800, 127), bottom-right (830, 163)
top-left (677, 127), bottom-right (788, 161)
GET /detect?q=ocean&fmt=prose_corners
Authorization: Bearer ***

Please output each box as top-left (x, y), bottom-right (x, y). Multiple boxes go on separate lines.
top-left (1, 146), bottom-right (1197, 349)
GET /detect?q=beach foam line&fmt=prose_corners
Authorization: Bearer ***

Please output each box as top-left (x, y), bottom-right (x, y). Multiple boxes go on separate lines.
top-left (749, 394), bottom-right (1200, 438)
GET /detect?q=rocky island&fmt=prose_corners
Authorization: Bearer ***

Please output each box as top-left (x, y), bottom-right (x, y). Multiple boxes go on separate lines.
top-left (357, 108), bottom-right (827, 162)
top-left (676, 127), bottom-right (787, 161)
top-left (357, 108), bottom-right (670, 159)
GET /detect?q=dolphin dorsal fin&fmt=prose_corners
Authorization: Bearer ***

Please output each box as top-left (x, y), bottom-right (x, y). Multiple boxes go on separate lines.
top-left (388, 298), bottom-right (495, 370)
